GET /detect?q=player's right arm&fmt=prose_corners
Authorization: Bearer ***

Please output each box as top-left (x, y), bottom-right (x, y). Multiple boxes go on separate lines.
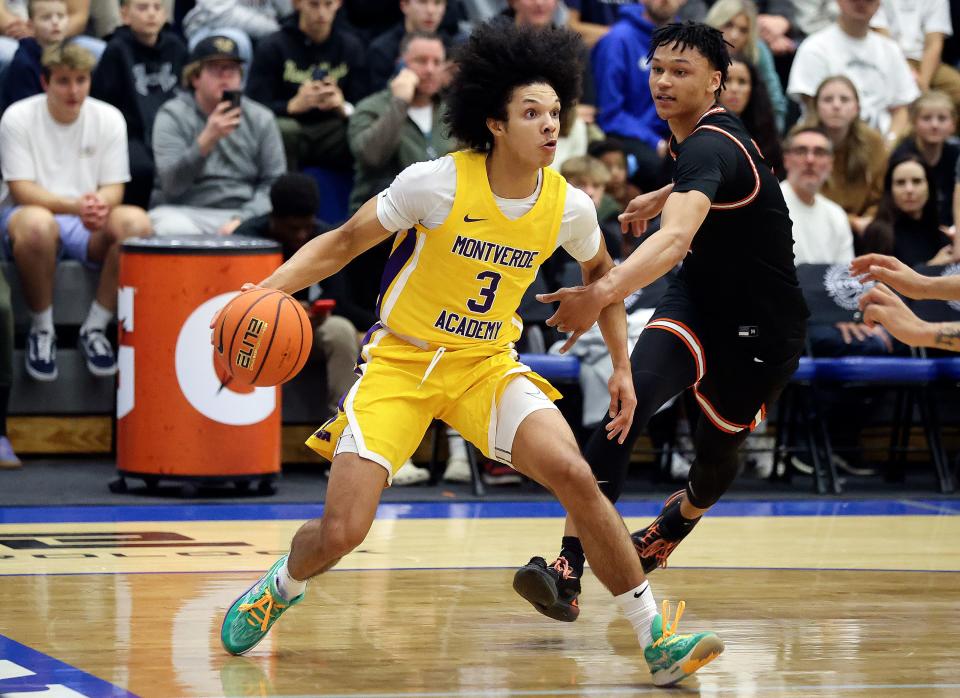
top-left (256, 195), bottom-right (395, 295)
top-left (850, 253), bottom-right (960, 301)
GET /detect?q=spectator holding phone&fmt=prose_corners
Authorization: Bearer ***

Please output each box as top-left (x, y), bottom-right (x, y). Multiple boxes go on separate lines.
top-left (347, 31), bottom-right (454, 212)
top-left (149, 35), bottom-right (285, 235)
top-left (246, 0), bottom-right (365, 171)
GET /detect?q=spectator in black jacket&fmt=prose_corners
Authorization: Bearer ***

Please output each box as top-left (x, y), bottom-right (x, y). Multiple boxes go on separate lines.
top-left (365, 0), bottom-right (451, 96)
top-left (91, 0), bottom-right (187, 207)
top-left (0, 0), bottom-right (66, 110)
top-left (246, 0), bottom-right (365, 171)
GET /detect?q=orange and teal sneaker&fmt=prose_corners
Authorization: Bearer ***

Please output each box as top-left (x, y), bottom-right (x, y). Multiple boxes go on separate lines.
top-left (644, 600), bottom-right (724, 687)
top-left (221, 556), bottom-right (303, 655)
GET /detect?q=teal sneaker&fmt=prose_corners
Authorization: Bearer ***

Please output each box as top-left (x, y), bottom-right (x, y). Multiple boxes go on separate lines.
top-left (221, 556), bottom-right (303, 655)
top-left (643, 600), bottom-right (724, 687)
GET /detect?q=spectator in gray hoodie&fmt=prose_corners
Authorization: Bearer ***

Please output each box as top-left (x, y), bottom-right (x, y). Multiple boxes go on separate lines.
top-left (149, 34), bottom-right (286, 235)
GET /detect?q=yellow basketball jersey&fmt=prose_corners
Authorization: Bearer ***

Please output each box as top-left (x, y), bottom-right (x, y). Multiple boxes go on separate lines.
top-left (376, 150), bottom-right (567, 348)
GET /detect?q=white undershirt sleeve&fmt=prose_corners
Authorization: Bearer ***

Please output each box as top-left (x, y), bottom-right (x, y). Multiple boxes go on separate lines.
top-left (376, 157), bottom-right (456, 232)
top-left (558, 184), bottom-right (603, 262)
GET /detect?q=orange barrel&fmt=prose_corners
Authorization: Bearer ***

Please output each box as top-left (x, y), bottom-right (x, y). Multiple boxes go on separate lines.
top-left (115, 236), bottom-right (284, 489)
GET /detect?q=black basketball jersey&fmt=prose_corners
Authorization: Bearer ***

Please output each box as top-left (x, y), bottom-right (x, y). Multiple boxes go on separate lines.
top-left (668, 106), bottom-right (809, 342)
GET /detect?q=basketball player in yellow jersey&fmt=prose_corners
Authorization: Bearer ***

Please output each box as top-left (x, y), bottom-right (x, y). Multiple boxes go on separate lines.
top-left (219, 22), bottom-right (724, 687)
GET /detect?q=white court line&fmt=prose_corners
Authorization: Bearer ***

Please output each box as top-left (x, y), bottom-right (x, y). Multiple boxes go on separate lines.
top-left (256, 682), bottom-right (960, 698)
top-left (899, 499), bottom-right (960, 515)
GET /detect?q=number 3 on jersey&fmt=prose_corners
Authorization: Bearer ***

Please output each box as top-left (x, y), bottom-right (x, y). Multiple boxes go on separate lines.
top-left (467, 271), bottom-right (501, 314)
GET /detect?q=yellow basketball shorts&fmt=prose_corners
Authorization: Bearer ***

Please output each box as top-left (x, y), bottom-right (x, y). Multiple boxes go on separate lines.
top-left (305, 328), bottom-right (561, 483)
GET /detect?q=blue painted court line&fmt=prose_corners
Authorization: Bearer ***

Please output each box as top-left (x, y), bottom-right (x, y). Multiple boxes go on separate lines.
top-left (0, 498), bottom-right (958, 524)
top-left (0, 634), bottom-right (136, 697)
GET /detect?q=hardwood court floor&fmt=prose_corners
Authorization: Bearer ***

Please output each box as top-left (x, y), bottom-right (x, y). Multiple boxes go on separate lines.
top-left (1, 500), bottom-right (959, 697)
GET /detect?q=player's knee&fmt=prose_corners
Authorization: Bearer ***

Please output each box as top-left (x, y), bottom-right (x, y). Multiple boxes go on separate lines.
top-left (543, 455), bottom-right (597, 499)
top-left (319, 515), bottom-right (367, 558)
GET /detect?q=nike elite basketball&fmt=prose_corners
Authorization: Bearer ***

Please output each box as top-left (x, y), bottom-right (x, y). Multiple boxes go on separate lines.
top-left (213, 289), bottom-right (312, 387)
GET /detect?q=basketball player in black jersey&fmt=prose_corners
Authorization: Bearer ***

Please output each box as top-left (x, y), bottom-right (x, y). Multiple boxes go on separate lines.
top-left (513, 22), bottom-right (809, 621)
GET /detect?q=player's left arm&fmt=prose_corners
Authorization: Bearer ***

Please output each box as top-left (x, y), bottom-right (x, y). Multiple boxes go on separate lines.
top-left (255, 196), bottom-right (395, 294)
top-left (598, 190), bottom-right (709, 303)
top-left (539, 191), bottom-right (709, 338)
top-left (579, 245), bottom-right (636, 443)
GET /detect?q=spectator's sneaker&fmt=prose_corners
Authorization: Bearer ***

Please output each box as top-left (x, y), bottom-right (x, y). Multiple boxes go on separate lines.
top-left (442, 454), bottom-right (472, 483)
top-left (631, 490), bottom-right (695, 574)
top-left (26, 329), bottom-right (57, 381)
top-left (392, 459), bottom-right (430, 486)
top-left (221, 556), bottom-right (303, 656)
top-left (512, 555), bottom-right (581, 622)
top-left (644, 600), bottom-right (724, 687)
top-left (0, 436), bottom-right (21, 469)
top-left (481, 459), bottom-right (522, 486)
top-left (78, 328), bottom-right (118, 377)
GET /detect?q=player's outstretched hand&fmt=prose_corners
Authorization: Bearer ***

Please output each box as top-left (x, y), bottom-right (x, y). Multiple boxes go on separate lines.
top-left (618, 183), bottom-right (673, 237)
top-left (858, 283), bottom-right (930, 347)
top-left (537, 285), bottom-right (605, 354)
top-left (850, 254), bottom-right (930, 299)
top-left (605, 366), bottom-right (636, 444)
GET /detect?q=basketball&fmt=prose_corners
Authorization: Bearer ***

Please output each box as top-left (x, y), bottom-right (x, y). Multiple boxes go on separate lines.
top-left (212, 288), bottom-right (313, 387)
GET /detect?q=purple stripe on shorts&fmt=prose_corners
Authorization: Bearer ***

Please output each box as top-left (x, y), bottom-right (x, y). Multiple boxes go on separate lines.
top-left (376, 228), bottom-right (417, 316)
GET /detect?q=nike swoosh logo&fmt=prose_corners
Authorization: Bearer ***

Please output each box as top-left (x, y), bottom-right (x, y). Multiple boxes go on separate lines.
top-left (463, 214), bottom-right (486, 223)
top-left (634, 590), bottom-right (643, 598)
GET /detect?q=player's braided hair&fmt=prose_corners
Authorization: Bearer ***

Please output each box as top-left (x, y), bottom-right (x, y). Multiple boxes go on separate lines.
top-left (444, 21), bottom-right (584, 152)
top-left (647, 21), bottom-right (732, 96)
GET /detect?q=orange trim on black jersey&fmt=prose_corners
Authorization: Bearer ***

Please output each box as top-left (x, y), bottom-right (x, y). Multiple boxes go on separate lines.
top-left (692, 124), bottom-right (761, 210)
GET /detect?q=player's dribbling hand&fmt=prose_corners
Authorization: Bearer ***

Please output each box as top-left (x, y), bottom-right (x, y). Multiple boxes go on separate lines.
top-left (537, 285), bottom-right (605, 353)
top-left (605, 366), bottom-right (636, 444)
top-left (209, 284), bottom-right (263, 336)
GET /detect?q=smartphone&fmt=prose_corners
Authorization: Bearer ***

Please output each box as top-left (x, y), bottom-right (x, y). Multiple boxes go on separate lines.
top-left (390, 59), bottom-right (406, 79)
top-left (312, 67), bottom-right (328, 82)
top-left (222, 89), bottom-right (242, 109)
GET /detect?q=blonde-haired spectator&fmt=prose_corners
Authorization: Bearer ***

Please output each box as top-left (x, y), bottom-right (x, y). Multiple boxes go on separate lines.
top-left (891, 91), bottom-right (958, 228)
top-left (0, 43), bottom-right (151, 382)
top-left (705, 0), bottom-right (787, 132)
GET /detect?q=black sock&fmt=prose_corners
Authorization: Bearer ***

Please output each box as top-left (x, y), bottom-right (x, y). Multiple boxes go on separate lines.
top-left (659, 497), bottom-right (701, 540)
top-left (560, 536), bottom-right (585, 577)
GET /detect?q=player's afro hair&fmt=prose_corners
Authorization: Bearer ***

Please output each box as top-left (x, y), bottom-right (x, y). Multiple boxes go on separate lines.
top-left (443, 21), bottom-right (584, 152)
top-left (648, 21), bottom-right (732, 95)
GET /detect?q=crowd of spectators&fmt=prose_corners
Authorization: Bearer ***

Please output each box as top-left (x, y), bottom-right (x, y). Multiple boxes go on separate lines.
top-left (0, 0), bottom-right (957, 481)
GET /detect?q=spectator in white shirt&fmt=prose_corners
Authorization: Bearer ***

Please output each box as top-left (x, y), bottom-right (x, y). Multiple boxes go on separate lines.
top-left (787, 0), bottom-right (918, 140)
top-left (780, 124), bottom-right (855, 264)
top-left (871, 0), bottom-right (960, 113)
top-left (0, 44), bottom-right (151, 382)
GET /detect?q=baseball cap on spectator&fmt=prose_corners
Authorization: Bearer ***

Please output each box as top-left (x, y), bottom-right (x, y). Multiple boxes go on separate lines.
top-left (182, 35), bottom-right (244, 86)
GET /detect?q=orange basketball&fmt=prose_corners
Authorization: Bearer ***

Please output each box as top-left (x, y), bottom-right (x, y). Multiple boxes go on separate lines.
top-left (213, 288), bottom-right (313, 387)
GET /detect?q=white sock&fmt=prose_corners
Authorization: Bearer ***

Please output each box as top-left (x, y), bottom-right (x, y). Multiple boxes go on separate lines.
top-left (81, 301), bottom-right (113, 334)
top-left (30, 307), bottom-right (54, 333)
top-left (446, 429), bottom-right (467, 459)
top-left (615, 580), bottom-right (659, 647)
top-left (274, 558), bottom-right (307, 601)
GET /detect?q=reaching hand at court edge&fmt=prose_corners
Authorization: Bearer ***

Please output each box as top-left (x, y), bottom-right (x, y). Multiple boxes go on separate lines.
top-left (536, 284), bottom-right (607, 354)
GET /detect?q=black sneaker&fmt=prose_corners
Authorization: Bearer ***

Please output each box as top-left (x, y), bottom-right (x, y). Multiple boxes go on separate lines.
top-left (78, 328), bottom-right (118, 377)
top-left (26, 328), bottom-right (57, 381)
top-left (631, 490), bottom-right (693, 574)
top-left (512, 555), bottom-right (580, 622)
